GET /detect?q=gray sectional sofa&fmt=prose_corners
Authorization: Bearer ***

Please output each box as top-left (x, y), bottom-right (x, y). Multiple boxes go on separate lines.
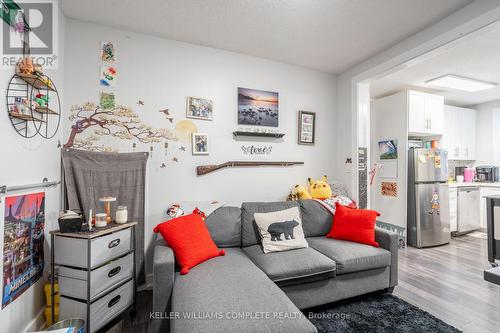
top-left (152, 200), bottom-right (398, 333)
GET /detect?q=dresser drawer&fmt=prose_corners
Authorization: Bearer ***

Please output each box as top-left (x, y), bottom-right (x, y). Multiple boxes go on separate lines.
top-left (55, 228), bottom-right (132, 269)
top-left (60, 279), bottom-right (134, 333)
top-left (59, 253), bottom-right (134, 300)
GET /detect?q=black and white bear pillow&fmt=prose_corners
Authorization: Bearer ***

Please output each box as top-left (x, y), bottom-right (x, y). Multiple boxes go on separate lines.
top-left (254, 207), bottom-right (308, 253)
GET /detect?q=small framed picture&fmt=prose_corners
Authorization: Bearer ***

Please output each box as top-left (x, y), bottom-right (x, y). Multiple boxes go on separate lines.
top-left (192, 133), bottom-right (209, 155)
top-left (298, 111), bottom-right (315, 145)
top-left (187, 97), bottom-right (213, 120)
top-left (100, 41), bottom-right (116, 63)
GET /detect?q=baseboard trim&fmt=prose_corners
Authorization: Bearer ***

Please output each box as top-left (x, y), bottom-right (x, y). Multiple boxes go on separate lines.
top-left (137, 273), bottom-right (153, 292)
top-left (24, 306), bottom-right (46, 332)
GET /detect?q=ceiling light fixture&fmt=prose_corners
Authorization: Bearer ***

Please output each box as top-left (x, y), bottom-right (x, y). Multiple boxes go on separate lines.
top-left (425, 74), bottom-right (496, 92)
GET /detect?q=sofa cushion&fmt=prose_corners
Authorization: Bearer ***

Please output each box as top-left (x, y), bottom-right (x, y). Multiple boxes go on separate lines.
top-left (205, 206), bottom-right (242, 248)
top-left (241, 201), bottom-right (300, 247)
top-left (307, 237), bottom-right (391, 275)
top-left (254, 206), bottom-right (308, 253)
top-left (153, 213), bottom-right (225, 275)
top-left (326, 203), bottom-right (379, 247)
top-left (298, 200), bottom-right (332, 237)
top-left (171, 248), bottom-right (317, 333)
top-left (242, 245), bottom-right (336, 287)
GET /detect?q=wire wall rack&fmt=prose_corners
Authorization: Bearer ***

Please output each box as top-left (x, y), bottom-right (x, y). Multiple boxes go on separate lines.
top-left (6, 72), bottom-right (61, 139)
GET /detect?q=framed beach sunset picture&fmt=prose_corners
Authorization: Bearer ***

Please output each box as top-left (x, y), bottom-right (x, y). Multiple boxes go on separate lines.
top-left (237, 88), bottom-right (279, 127)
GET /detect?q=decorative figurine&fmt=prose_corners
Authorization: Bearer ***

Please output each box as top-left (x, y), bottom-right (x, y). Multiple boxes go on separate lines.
top-left (34, 93), bottom-right (49, 107)
top-left (33, 64), bottom-right (44, 76)
top-left (11, 97), bottom-right (32, 115)
top-left (38, 76), bottom-right (53, 89)
top-left (14, 10), bottom-right (28, 33)
top-left (17, 57), bottom-right (34, 75)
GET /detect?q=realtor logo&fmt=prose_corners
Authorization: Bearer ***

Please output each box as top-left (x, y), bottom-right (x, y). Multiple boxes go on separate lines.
top-left (1, 0), bottom-right (58, 69)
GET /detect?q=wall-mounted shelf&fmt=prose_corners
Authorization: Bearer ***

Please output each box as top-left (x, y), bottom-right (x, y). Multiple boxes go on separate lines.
top-left (16, 73), bottom-right (55, 91)
top-left (9, 113), bottom-right (45, 122)
top-left (233, 131), bottom-right (285, 138)
top-left (34, 106), bottom-right (58, 115)
top-left (6, 73), bottom-right (61, 139)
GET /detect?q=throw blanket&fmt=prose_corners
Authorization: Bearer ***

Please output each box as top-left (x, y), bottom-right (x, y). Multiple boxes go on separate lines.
top-left (62, 148), bottom-right (148, 285)
top-left (164, 201), bottom-right (225, 220)
top-left (314, 196), bottom-right (357, 215)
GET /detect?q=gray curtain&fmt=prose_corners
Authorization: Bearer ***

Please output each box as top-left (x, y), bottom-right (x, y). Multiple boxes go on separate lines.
top-left (62, 148), bottom-right (148, 285)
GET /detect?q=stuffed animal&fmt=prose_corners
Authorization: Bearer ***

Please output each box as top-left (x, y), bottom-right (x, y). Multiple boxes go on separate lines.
top-left (38, 76), bottom-right (53, 89)
top-left (166, 204), bottom-right (184, 219)
top-left (11, 97), bottom-right (31, 115)
top-left (33, 64), bottom-right (44, 76)
top-left (17, 57), bottom-right (34, 75)
top-left (34, 93), bottom-right (49, 107)
top-left (292, 184), bottom-right (312, 200)
top-left (287, 192), bottom-right (299, 201)
top-left (308, 175), bottom-right (333, 199)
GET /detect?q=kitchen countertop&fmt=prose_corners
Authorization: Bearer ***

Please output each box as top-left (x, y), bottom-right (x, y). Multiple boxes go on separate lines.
top-left (448, 182), bottom-right (500, 188)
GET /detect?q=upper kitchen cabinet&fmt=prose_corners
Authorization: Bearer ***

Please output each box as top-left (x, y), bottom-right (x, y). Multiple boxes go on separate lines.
top-left (408, 90), bottom-right (444, 136)
top-left (476, 107), bottom-right (500, 164)
top-left (442, 105), bottom-right (476, 160)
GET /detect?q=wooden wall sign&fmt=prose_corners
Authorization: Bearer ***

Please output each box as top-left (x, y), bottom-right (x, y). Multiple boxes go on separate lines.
top-left (241, 145), bottom-right (273, 155)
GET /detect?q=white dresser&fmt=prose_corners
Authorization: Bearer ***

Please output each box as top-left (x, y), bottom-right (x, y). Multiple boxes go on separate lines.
top-left (50, 222), bottom-right (137, 333)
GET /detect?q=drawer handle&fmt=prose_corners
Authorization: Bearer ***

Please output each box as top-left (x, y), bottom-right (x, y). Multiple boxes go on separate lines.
top-left (108, 239), bottom-right (121, 248)
top-left (108, 266), bottom-right (121, 278)
top-left (108, 295), bottom-right (121, 308)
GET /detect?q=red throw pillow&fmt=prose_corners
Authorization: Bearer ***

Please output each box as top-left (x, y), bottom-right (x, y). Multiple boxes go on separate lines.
top-left (326, 203), bottom-right (380, 247)
top-left (153, 212), bottom-right (225, 274)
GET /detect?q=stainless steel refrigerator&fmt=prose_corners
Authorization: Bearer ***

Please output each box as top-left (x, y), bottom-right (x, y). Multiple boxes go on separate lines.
top-left (407, 148), bottom-right (450, 248)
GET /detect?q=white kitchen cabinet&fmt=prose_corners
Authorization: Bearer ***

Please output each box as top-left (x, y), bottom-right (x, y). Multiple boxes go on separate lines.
top-left (479, 187), bottom-right (500, 230)
top-left (449, 186), bottom-right (458, 232)
top-left (492, 109), bottom-right (500, 163)
top-left (408, 90), bottom-right (444, 136)
top-left (426, 94), bottom-right (444, 135)
top-left (476, 107), bottom-right (500, 164)
top-left (442, 107), bottom-right (458, 159)
top-left (462, 108), bottom-right (476, 160)
top-left (442, 105), bottom-right (476, 160)
top-left (408, 91), bottom-right (427, 134)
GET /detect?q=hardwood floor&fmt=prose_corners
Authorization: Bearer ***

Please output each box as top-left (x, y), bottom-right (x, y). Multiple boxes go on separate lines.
top-left (104, 234), bottom-right (500, 333)
top-left (395, 234), bottom-right (500, 333)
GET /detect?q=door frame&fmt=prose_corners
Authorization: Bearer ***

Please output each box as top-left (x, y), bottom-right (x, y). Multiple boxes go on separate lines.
top-left (351, 16), bottom-right (500, 208)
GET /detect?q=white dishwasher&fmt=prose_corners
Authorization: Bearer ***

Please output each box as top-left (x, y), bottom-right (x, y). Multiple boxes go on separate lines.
top-left (457, 187), bottom-right (480, 234)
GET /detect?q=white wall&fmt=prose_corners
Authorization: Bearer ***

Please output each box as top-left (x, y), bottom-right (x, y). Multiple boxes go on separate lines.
top-left (335, 1), bottom-right (500, 200)
top-left (370, 93), bottom-right (408, 231)
top-left (0, 9), bottom-right (65, 333)
top-left (63, 19), bottom-right (337, 275)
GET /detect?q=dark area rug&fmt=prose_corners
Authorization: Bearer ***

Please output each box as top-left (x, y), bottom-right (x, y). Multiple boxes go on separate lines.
top-left (304, 293), bottom-right (461, 333)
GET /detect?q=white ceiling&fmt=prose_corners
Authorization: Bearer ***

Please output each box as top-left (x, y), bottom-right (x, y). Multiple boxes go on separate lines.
top-left (60, 0), bottom-right (472, 74)
top-left (370, 21), bottom-right (500, 107)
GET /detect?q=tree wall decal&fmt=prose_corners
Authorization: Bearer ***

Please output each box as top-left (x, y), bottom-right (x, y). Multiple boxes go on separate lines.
top-left (65, 102), bottom-right (176, 152)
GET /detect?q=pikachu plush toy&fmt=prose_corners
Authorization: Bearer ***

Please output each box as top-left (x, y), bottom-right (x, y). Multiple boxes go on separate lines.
top-left (308, 176), bottom-right (333, 200)
top-left (291, 184), bottom-right (312, 200)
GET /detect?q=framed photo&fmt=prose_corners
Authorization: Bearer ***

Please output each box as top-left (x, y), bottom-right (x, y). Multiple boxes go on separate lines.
top-left (298, 111), bottom-right (315, 145)
top-left (238, 87), bottom-right (279, 127)
top-left (186, 97), bottom-right (213, 120)
top-left (100, 41), bottom-right (116, 63)
top-left (192, 133), bottom-right (209, 155)
top-left (378, 140), bottom-right (398, 160)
